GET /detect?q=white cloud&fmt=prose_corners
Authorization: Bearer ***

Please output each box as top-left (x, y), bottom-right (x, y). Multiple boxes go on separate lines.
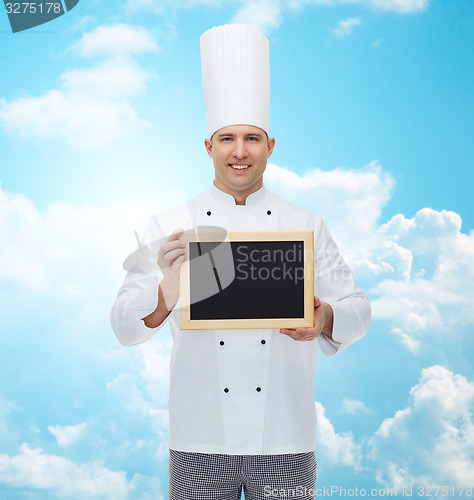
top-left (232, 0), bottom-right (283, 34)
top-left (290, 0), bottom-right (429, 14)
top-left (0, 185), bottom-right (125, 291)
top-left (333, 17), bottom-right (362, 37)
top-left (367, 208), bottom-right (474, 346)
top-left (61, 57), bottom-right (152, 100)
top-left (139, 340), bottom-right (172, 408)
top-left (106, 373), bottom-right (153, 420)
top-left (0, 182), bottom-right (186, 295)
top-left (315, 402), bottom-right (362, 467)
top-left (369, 365), bottom-right (474, 489)
top-left (389, 327), bottom-right (421, 354)
top-left (121, 0), bottom-right (428, 35)
top-left (315, 365), bottom-right (474, 491)
top-left (0, 444), bottom-right (132, 499)
top-left (48, 423), bottom-right (88, 447)
top-left (0, 89), bottom-right (147, 152)
top-left (105, 371), bottom-right (169, 460)
top-left (123, 0), bottom-right (228, 15)
top-left (266, 162), bottom-right (474, 349)
top-left (0, 395), bottom-right (19, 452)
top-left (70, 15), bottom-right (97, 32)
top-left (0, 24), bottom-right (158, 152)
top-left (72, 24), bottom-right (160, 57)
top-left (340, 398), bottom-right (373, 415)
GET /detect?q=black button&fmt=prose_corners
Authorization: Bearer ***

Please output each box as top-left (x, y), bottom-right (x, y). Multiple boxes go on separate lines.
top-left (256, 387), bottom-right (262, 392)
top-left (267, 210), bottom-right (271, 215)
top-left (261, 339), bottom-right (266, 345)
top-left (224, 387), bottom-right (229, 393)
top-left (207, 211), bottom-right (211, 216)
top-left (219, 341), bottom-right (225, 346)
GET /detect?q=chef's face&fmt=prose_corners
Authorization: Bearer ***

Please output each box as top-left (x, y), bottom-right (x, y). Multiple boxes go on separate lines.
top-left (205, 124), bottom-right (275, 203)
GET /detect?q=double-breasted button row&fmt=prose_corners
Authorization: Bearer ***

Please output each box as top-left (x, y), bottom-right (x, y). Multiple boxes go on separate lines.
top-left (219, 338), bottom-right (267, 394)
top-left (223, 387), bottom-right (263, 393)
top-left (206, 210), bottom-right (272, 216)
top-left (219, 340), bottom-right (266, 346)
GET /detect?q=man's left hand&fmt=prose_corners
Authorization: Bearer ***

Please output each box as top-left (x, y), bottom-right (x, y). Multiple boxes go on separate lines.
top-left (279, 296), bottom-right (334, 342)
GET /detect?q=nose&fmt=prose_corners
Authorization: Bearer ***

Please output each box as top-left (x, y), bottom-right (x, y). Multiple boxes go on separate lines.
top-left (233, 139), bottom-right (248, 159)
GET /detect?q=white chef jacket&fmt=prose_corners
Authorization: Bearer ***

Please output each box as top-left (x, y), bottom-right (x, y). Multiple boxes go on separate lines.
top-left (110, 184), bottom-right (371, 455)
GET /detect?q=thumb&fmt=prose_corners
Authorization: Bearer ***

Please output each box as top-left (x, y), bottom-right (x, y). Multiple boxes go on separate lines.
top-left (314, 296), bottom-right (321, 308)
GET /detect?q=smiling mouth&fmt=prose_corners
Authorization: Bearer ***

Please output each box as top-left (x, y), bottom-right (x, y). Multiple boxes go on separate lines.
top-left (229, 164), bottom-right (250, 170)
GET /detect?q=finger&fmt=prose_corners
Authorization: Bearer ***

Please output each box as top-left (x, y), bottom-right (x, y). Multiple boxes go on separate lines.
top-left (175, 254), bottom-right (187, 264)
top-left (314, 296), bottom-right (321, 308)
top-left (160, 240), bottom-right (186, 262)
top-left (281, 327), bottom-right (316, 334)
top-left (162, 239), bottom-right (186, 254)
top-left (280, 330), bottom-right (299, 340)
top-left (279, 328), bottom-right (296, 334)
top-left (169, 251), bottom-right (187, 267)
top-left (160, 247), bottom-right (186, 266)
top-left (173, 253), bottom-right (187, 265)
top-left (280, 330), bottom-right (314, 341)
top-left (167, 228), bottom-right (184, 242)
top-left (280, 329), bottom-right (303, 338)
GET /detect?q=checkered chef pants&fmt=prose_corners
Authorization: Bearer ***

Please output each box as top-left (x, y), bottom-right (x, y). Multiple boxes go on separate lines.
top-left (169, 449), bottom-right (317, 499)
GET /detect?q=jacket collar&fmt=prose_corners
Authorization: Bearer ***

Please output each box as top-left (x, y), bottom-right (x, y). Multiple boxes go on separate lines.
top-left (210, 183), bottom-right (268, 206)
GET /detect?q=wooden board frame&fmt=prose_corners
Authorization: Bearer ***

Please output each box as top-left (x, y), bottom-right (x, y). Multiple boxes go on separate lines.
top-left (179, 230), bottom-right (314, 330)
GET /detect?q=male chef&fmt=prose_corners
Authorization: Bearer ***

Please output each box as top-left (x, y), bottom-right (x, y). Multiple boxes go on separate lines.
top-left (111, 24), bottom-right (371, 500)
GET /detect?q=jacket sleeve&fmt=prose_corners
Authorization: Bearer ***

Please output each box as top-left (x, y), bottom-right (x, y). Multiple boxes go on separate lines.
top-left (110, 215), bottom-right (172, 347)
top-left (314, 216), bottom-right (371, 356)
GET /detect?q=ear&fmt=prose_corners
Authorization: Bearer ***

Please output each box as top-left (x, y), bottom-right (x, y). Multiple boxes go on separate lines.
top-left (204, 138), bottom-right (213, 158)
top-left (267, 137), bottom-right (276, 158)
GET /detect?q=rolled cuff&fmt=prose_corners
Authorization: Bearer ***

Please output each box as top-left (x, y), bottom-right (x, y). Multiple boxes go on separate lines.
top-left (318, 295), bottom-right (371, 357)
top-left (111, 277), bottom-right (172, 346)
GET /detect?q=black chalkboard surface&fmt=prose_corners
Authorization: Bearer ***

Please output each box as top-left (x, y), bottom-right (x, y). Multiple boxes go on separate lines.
top-left (180, 231), bottom-right (314, 330)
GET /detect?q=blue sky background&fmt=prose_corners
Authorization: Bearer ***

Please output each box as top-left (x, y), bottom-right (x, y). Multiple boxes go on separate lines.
top-left (0, 0), bottom-right (473, 498)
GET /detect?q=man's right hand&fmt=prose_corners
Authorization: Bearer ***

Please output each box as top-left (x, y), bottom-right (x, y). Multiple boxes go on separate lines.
top-left (143, 228), bottom-right (186, 328)
top-left (157, 228), bottom-right (186, 310)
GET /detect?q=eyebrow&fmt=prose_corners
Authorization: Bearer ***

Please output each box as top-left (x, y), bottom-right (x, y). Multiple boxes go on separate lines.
top-left (216, 132), bottom-right (265, 139)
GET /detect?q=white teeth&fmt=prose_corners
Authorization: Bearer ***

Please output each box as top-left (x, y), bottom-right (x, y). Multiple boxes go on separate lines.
top-left (230, 164), bottom-right (250, 170)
